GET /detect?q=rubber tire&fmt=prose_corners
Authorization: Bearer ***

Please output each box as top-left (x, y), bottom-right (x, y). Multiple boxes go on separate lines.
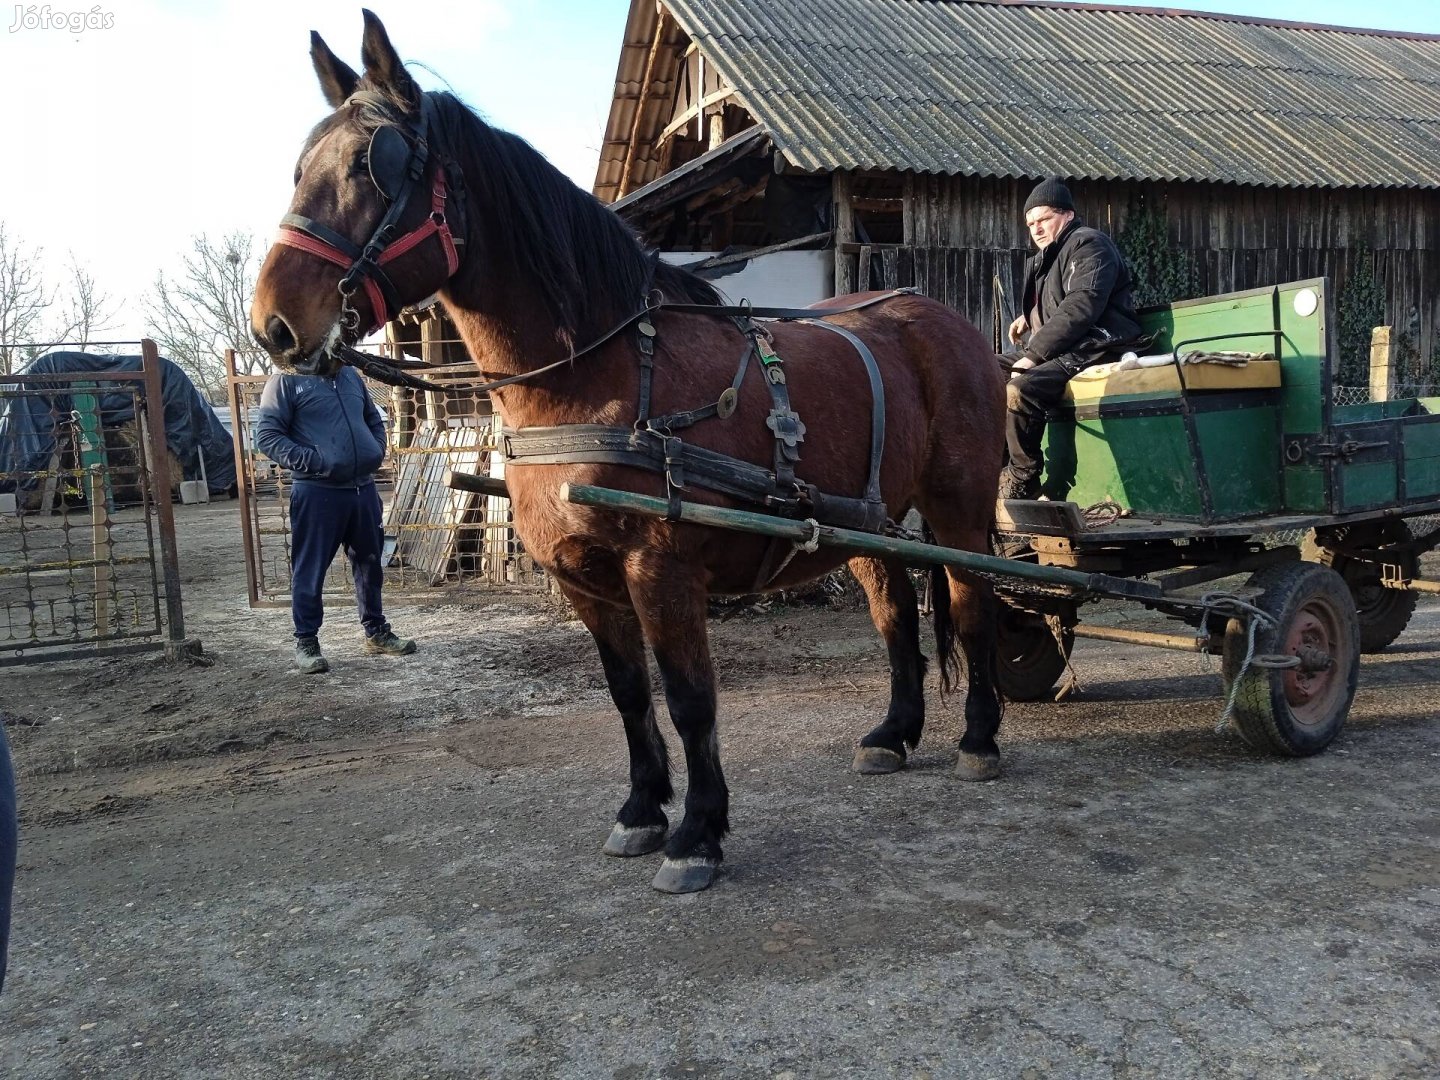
top-left (1221, 562), bottom-right (1359, 757)
top-left (996, 605), bottom-right (1074, 703)
top-left (1301, 522), bottom-right (1418, 653)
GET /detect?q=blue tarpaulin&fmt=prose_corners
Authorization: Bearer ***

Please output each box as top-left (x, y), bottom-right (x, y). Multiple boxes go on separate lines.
top-left (0, 352), bottom-right (236, 496)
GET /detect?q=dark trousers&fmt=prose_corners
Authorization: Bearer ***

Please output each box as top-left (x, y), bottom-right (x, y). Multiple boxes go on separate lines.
top-left (1002, 354), bottom-right (1087, 482)
top-left (289, 481), bottom-right (389, 640)
top-left (0, 722), bottom-right (15, 994)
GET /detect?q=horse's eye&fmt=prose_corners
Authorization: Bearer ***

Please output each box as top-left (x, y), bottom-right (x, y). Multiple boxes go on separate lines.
top-left (292, 167), bottom-right (302, 187)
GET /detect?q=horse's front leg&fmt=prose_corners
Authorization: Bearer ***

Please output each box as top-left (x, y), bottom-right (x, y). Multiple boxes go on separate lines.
top-left (566, 588), bottom-right (673, 857)
top-left (627, 571), bottom-right (728, 894)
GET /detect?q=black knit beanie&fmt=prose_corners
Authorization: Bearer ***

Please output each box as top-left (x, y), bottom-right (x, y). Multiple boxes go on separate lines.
top-left (1024, 178), bottom-right (1074, 214)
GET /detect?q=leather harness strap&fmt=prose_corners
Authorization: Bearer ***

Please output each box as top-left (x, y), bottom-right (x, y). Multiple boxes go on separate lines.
top-left (341, 286), bottom-right (914, 536)
top-left (802, 319), bottom-right (886, 514)
top-left (502, 292), bottom-right (904, 534)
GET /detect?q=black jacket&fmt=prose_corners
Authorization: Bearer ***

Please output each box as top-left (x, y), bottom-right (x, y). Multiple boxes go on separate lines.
top-left (1020, 219), bottom-right (1145, 367)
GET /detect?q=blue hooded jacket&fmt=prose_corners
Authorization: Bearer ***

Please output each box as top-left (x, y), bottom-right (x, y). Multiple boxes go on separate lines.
top-left (254, 368), bottom-right (386, 487)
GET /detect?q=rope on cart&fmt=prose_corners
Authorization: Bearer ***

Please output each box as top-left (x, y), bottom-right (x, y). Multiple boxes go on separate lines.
top-left (763, 518), bottom-right (824, 586)
top-left (1082, 498), bottom-right (1127, 529)
top-left (1049, 613), bottom-right (1081, 702)
top-left (1198, 591), bottom-right (1277, 732)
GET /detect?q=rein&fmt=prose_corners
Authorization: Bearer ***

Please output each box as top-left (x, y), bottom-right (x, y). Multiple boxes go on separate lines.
top-left (336, 288), bottom-right (919, 395)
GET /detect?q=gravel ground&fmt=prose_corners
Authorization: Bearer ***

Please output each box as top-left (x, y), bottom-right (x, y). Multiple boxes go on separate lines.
top-left (1, 500), bottom-right (1438, 1078)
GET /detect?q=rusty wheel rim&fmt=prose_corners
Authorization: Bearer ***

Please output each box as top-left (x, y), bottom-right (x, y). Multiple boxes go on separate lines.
top-left (1282, 597), bottom-right (1345, 727)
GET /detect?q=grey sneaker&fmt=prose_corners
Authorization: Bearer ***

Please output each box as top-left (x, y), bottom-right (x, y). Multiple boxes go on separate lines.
top-left (364, 629), bottom-right (417, 656)
top-left (295, 636), bottom-right (329, 674)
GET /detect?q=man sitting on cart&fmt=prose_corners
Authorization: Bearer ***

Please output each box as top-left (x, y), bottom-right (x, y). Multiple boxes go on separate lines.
top-left (999, 178), bottom-right (1149, 501)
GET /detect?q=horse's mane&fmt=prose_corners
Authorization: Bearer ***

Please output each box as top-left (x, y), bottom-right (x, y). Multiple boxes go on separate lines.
top-left (420, 92), bottom-right (720, 342)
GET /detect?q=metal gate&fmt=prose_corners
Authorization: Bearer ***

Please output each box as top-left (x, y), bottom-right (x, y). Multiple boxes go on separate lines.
top-left (0, 340), bottom-right (192, 664)
top-left (225, 343), bottom-right (543, 608)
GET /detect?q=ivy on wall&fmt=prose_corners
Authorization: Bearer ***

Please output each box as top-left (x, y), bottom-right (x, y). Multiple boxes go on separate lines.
top-left (1336, 250), bottom-right (1385, 387)
top-left (1116, 205), bottom-right (1199, 308)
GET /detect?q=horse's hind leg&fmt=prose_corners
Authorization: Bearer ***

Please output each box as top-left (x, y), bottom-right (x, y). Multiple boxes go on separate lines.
top-left (567, 589), bottom-right (673, 856)
top-left (627, 571), bottom-right (728, 894)
top-left (918, 502), bottom-right (1006, 780)
top-left (940, 567), bottom-right (1005, 781)
top-left (848, 556), bottom-right (926, 775)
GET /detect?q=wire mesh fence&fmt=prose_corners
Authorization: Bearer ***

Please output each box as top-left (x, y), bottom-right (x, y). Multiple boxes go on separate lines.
top-left (0, 345), bottom-right (189, 663)
top-left (1333, 383), bottom-right (1439, 407)
top-left (226, 342), bottom-right (545, 607)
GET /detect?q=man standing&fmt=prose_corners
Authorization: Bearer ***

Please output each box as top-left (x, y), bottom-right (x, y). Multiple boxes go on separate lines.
top-left (255, 367), bottom-right (415, 673)
top-left (999, 178), bottom-right (1147, 501)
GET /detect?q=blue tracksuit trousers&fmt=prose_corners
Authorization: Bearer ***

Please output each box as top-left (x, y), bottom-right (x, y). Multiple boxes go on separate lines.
top-left (289, 480), bottom-right (390, 640)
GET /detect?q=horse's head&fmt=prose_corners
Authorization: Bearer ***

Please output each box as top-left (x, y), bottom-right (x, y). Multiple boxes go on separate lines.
top-left (251, 10), bottom-right (464, 376)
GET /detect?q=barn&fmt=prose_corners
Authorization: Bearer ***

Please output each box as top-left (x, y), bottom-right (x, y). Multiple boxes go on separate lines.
top-left (593, 0), bottom-right (1440, 388)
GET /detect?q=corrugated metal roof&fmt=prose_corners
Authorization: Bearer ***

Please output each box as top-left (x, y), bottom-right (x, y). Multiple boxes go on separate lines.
top-left (653, 0), bottom-right (1440, 189)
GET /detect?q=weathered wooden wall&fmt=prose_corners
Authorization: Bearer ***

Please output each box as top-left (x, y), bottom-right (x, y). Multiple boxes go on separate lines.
top-left (834, 174), bottom-right (1439, 384)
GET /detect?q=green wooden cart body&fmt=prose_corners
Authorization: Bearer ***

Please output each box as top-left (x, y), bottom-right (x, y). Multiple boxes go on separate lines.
top-left (1039, 279), bottom-right (1440, 528)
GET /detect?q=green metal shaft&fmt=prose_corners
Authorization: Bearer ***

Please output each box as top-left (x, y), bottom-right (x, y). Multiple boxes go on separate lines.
top-left (558, 482), bottom-right (1163, 603)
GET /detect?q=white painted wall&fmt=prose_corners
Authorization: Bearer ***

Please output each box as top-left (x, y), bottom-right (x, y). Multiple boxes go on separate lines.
top-left (661, 250), bottom-right (835, 308)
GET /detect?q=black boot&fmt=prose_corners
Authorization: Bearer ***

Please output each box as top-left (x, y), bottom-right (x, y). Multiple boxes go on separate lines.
top-left (998, 465), bottom-right (1040, 502)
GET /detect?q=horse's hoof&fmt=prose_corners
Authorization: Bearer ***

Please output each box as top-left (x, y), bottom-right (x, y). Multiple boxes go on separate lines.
top-left (956, 751), bottom-right (1002, 781)
top-left (852, 746), bottom-right (906, 775)
top-left (651, 857), bottom-right (720, 894)
top-left (602, 823), bottom-right (667, 857)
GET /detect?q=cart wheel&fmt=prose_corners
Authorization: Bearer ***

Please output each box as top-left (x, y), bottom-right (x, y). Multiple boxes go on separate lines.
top-left (1221, 562), bottom-right (1359, 757)
top-left (1302, 523), bottom-right (1418, 653)
top-left (996, 605), bottom-right (1074, 702)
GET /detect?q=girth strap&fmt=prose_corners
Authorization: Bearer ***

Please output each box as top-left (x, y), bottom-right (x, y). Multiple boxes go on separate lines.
top-left (800, 319), bottom-right (886, 519)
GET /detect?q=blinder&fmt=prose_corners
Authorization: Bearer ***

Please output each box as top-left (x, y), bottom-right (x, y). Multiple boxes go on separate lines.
top-left (367, 123), bottom-right (412, 202)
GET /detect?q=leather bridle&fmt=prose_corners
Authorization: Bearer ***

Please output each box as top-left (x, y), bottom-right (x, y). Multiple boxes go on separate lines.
top-left (274, 91), bottom-right (465, 339)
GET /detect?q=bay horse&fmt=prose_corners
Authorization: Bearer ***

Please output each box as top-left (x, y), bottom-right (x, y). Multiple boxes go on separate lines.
top-left (250, 11), bottom-right (1007, 893)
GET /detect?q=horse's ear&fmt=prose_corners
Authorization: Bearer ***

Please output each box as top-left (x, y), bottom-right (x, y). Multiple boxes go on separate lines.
top-left (310, 32), bottom-right (359, 108)
top-left (359, 9), bottom-right (420, 112)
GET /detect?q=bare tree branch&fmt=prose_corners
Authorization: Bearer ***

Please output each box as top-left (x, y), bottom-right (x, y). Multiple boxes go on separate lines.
top-left (0, 221), bottom-right (53, 376)
top-left (143, 231), bottom-right (271, 401)
top-left (49, 255), bottom-right (120, 348)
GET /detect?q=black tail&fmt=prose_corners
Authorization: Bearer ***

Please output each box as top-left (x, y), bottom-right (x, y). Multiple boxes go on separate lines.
top-left (931, 564), bottom-right (962, 695)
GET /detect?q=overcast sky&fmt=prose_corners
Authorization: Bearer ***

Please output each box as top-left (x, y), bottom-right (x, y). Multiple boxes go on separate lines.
top-left (0, 0), bottom-right (1433, 341)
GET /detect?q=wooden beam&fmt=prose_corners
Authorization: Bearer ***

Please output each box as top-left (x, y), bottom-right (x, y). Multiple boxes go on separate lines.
top-left (619, 9), bottom-right (669, 199)
top-left (833, 171), bottom-right (855, 295)
top-left (851, 198), bottom-right (903, 213)
top-left (682, 230), bottom-right (833, 271)
top-left (902, 174), bottom-right (916, 246)
top-left (658, 87), bottom-right (736, 144)
top-left (1369, 325), bottom-right (1394, 402)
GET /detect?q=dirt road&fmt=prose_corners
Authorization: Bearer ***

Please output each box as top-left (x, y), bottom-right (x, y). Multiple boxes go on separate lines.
top-left (2, 501), bottom-right (1439, 1078)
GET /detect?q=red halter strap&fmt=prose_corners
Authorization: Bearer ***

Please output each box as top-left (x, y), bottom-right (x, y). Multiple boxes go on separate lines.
top-left (275, 162), bottom-right (463, 336)
top-left (273, 228), bottom-right (390, 334)
top-left (376, 169), bottom-right (461, 275)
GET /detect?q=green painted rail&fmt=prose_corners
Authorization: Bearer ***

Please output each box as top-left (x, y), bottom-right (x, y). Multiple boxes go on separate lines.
top-left (558, 482), bottom-right (1166, 605)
